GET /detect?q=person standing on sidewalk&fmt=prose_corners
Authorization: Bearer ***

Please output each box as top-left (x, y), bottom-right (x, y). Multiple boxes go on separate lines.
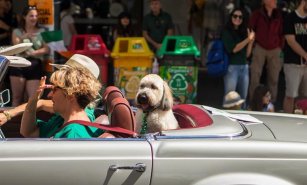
top-left (221, 8), bottom-right (255, 109)
top-left (283, 0), bottom-right (307, 113)
top-left (142, 0), bottom-right (174, 52)
top-left (248, 0), bottom-right (284, 104)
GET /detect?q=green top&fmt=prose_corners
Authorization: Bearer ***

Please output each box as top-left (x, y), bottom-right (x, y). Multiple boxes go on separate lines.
top-left (37, 108), bottom-right (104, 138)
top-left (143, 10), bottom-right (174, 45)
top-left (221, 29), bottom-right (247, 65)
top-left (13, 28), bottom-right (47, 61)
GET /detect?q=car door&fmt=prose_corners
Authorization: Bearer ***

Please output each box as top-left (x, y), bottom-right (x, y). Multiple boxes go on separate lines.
top-left (0, 138), bottom-right (152, 185)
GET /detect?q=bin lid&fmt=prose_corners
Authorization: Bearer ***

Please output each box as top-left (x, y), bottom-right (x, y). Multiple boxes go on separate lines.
top-left (69, 34), bottom-right (110, 55)
top-left (111, 37), bottom-right (154, 58)
top-left (156, 36), bottom-right (200, 58)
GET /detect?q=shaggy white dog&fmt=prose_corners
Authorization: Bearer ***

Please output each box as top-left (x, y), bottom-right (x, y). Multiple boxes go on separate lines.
top-left (135, 74), bottom-right (179, 134)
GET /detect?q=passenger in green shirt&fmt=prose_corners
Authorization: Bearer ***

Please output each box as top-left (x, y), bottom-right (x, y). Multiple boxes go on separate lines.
top-left (37, 107), bottom-right (103, 138)
top-left (20, 66), bottom-right (103, 139)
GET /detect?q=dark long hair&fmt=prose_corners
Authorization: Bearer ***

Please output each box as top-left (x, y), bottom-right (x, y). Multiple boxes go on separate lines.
top-left (115, 12), bottom-right (135, 37)
top-left (225, 7), bottom-right (248, 38)
top-left (19, 6), bottom-right (39, 31)
top-left (60, 0), bottom-right (72, 12)
top-left (250, 85), bottom-right (270, 111)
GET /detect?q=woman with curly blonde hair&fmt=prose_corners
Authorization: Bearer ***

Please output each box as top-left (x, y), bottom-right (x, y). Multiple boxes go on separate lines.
top-left (20, 66), bottom-right (103, 138)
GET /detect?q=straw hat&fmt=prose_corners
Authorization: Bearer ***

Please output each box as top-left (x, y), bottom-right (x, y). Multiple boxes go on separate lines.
top-left (223, 91), bottom-right (245, 108)
top-left (50, 54), bottom-right (100, 79)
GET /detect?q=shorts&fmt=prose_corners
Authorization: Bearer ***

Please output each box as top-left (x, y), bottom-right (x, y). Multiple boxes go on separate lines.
top-left (283, 63), bottom-right (307, 98)
top-left (9, 57), bottom-right (43, 80)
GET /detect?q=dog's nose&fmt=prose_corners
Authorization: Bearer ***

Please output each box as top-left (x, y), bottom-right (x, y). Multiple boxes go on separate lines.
top-left (137, 94), bottom-right (148, 104)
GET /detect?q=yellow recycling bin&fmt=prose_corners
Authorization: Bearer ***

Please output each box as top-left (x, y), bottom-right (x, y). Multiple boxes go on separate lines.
top-left (111, 37), bottom-right (154, 102)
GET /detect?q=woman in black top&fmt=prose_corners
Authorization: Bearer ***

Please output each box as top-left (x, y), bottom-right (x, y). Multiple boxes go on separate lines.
top-left (113, 12), bottom-right (137, 42)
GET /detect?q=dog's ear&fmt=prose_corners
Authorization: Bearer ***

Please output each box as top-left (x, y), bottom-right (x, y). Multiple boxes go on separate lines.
top-left (161, 81), bottom-right (173, 111)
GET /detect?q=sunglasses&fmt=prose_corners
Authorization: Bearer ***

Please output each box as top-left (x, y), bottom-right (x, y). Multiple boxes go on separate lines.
top-left (232, 14), bottom-right (243, 20)
top-left (51, 86), bottom-right (63, 94)
top-left (28, 6), bottom-right (37, 10)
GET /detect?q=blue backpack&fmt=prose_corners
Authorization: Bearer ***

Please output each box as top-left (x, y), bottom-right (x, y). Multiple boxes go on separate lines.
top-left (206, 39), bottom-right (229, 77)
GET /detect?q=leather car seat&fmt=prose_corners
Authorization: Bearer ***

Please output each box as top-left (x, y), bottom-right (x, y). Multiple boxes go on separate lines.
top-left (173, 104), bottom-right (213, 128)
top-left (99, 97), bottom-right (136, 138)
top-left (102, 86), bottom-right (125, 114)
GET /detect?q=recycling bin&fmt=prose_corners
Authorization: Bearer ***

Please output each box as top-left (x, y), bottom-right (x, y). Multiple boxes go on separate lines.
top-left (156, 36), bottom-right (200, 104)
top-left (69, 34), bottom-right (110, 84)
top-left (111, 37), bottom-right (154, 102)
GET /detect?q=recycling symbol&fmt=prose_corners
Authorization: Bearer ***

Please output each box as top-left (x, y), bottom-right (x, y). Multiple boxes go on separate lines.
top-left (169, 74), bottom-right (187, 90)
top-left (179, 40), bottom-right (191, 48)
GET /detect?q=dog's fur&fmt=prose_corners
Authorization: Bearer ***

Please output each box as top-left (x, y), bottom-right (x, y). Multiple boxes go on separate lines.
top-left (135, 74), bottom-right (179, 133)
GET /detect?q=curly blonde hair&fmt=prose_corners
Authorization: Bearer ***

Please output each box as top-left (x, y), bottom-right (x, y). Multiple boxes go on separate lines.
top-left (50, 66), bottom-right (102, 109)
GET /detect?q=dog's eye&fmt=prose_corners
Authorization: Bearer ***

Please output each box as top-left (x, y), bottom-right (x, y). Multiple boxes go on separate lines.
top-left (140, 84), bottom-right (145, 89)
top-left (151, 84), bottom-right (157, 89)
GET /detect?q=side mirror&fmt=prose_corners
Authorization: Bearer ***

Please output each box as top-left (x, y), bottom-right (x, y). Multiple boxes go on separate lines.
top-left (0, 89), bottom-right (10, 107)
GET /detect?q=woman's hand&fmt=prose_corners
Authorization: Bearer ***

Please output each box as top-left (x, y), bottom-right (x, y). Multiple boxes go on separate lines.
top-left (247, 28), bottom-right (255, 42)
top-left (21, 32), bottom-right (36, 40)
top-left (30, 76), bottom-right (52, 101)
top-left (0, 112), bottom-right (8, 126)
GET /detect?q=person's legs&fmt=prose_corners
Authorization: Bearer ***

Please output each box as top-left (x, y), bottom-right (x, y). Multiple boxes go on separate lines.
top-left (283, 96), bottom-right (295, 113)
top-left (249, 44), bottom-right (266, 102)
top-left (10, 76), bottom-right (26, 106)
top-left (300, 67), bottom-right (307, 97)
top-left (266, 48), bottom-right (282, 102)
top-left (237, 64), bottom-right (249, 109)
top-left (283, 64), bottom-right (302, 113)
top-left (224, 65), bottom-right (239, 95)
top-left (25, 80), bottom-right (40, 101)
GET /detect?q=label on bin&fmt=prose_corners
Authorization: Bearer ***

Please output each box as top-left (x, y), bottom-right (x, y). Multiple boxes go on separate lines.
top-left (160, 66), bottom-right (198, 104)
top-left (131, 40), bottom-right (145, 52)
top-left (114, 67), bottom-right (151, 100)
top-left (178, 40), bottom-right (192, 49)
top-left (88, 36), bottom-right (101, 51)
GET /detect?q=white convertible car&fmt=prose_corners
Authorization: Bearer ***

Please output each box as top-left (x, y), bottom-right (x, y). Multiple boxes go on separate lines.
top-left (1, 56), bottom-right (307, 185)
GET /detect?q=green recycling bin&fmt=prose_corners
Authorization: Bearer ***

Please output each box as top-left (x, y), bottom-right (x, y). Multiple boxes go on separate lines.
top-left (157, 36), bottom-right (200, 104)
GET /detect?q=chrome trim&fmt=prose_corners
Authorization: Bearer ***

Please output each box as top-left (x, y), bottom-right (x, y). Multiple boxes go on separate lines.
top-left (154, 122), bottom-right (249, 140)
top-left (109, 163), bottom-right (146, 172)
top-left (0, 127), bottom-right (5, 139)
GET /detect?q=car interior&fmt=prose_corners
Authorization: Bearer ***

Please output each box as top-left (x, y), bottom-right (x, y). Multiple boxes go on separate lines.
top-left (0, 85), bottom-right (215, 139)
top-left (0, 55), bottom-right (214, 139)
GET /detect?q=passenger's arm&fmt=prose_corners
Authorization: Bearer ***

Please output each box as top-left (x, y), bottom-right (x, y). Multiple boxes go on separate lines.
top-left (20, 77), bottom-right (49, 137)
top-left (0, 99), bottom-right (54, 126)
top-left (20, 96), bottom-right (40, 137)
top-left (37, 99), bottom-right (54, 113)
top-left (0, 103), bottom-right (27, 126)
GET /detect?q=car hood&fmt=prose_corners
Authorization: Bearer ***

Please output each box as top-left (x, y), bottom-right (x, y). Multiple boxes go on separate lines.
top-left (241, 112), bottom-right (307, 143)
